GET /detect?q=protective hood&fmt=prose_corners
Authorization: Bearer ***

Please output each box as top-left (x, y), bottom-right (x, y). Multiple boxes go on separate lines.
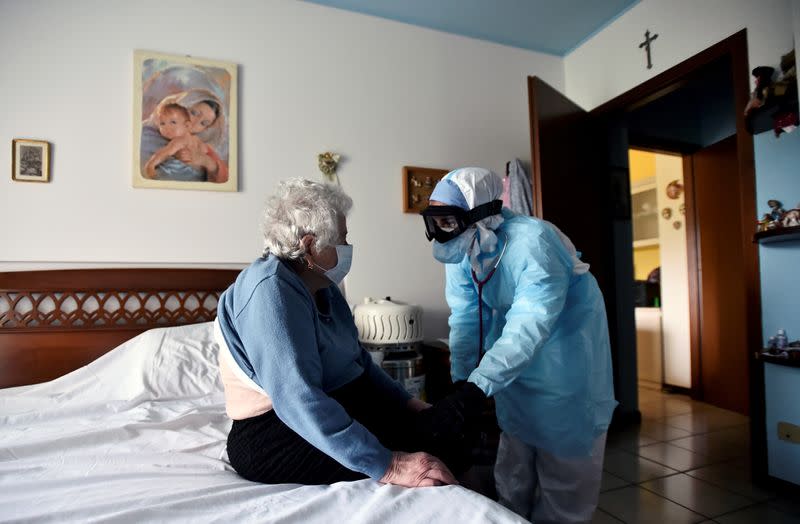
top-left (429, 167), bottom-right (505, 273)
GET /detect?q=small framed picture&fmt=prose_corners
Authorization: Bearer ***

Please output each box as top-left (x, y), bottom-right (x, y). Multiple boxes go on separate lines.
top-left (12, 139), bottom-right (50, 182)
top-left (403, 166), bottom-right (449, 213)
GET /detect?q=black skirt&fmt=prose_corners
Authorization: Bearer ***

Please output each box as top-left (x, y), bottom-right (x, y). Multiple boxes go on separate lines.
top-left (226, 371), bottom-right (473, 485)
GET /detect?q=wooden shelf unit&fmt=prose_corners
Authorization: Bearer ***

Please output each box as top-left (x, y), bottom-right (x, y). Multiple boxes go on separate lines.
top-left (753, 225), bottom-right (800, 244)
top-left (755, 351), bottom-right (800, 369)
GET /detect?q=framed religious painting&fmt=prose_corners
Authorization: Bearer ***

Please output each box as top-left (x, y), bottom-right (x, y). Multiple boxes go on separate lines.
top-left (11, 139), bottom-right (50, 183)
top-left (132, 50), bottom-right (238, 192)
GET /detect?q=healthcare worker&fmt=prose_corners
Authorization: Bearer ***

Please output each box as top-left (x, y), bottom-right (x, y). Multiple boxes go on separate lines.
top-left (421, 167), bottom-right (617, 523)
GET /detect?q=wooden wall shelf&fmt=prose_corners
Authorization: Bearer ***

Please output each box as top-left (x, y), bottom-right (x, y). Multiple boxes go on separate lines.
top-left (753, 225), bottom-right (800, 244)
top-left (755, 351), bottom-right (800, 369)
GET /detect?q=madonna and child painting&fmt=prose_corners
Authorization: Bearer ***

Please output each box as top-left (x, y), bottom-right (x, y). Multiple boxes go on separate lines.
top-left (132, 50), bottom-right (237, 192)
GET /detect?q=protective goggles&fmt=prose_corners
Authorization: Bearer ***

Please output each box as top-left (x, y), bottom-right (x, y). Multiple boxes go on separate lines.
top-left (421, 200), bottom-right (503, 243)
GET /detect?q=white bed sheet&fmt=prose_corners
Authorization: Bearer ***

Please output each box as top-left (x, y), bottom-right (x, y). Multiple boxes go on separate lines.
top-left (0, 322), bottom-right (526, 523)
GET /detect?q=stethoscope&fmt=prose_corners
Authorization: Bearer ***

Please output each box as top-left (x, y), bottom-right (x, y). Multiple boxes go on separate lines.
top-left (469, 232), bottom-right (508, 366)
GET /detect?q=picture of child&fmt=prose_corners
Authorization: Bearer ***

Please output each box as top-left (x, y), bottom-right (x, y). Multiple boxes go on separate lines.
top-left (144, 101), bottom-right (228, 183)
top-left (133, 51), bottom-right (236, 191)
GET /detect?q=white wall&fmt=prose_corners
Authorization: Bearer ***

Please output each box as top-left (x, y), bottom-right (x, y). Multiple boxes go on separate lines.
top-left (654, 153), bottom-right (690, 389)
top-left (0, 0), bottom-right (562, 339)
top-left (565, 0), bottom-right (795, 110)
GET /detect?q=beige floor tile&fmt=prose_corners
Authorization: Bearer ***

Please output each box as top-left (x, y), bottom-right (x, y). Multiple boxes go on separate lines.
top-left (591, 509), bottom-right (624, 523)
top-left (685, 462), bottom-right (775, 502)
top-left (641, 473), bottom-right (754, 518)
top-left (663, 410), bottom-right (748, 434)
top-left (601, 471), bottom-right (630, 492)
top-left (670, 426), bottom-right (749, 461)
top-left (606, 430), bottom-right (660, 451)
top-left (715, 503), bottom-right (800, 524)
top-left (599, 485), bottom-right (707, 524)
top-left (638, 419), bottom-right (694, 441)
top-left (637, 442), bottom-right (720, 472)
top-left (640, 398), bottom-right (697, 419)
top-left (603, 449), bottom-right (679, 483)
top-left (638, 389), bottom-right (667, 403)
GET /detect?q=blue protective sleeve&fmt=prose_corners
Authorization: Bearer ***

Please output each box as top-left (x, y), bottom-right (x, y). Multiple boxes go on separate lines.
top-left (445, 262), bottom-right (480, 381)
top-left (468, 232), bottom-right (570, 397)
top-left (235, 277), bottom-right (392, 479)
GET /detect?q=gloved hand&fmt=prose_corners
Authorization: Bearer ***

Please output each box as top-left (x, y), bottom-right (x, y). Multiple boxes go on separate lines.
top-left (451, 380), bottom-right (488, 416)
top-left (379, 451), bottom-right (458, 487)
top-left (415, 380), bottom-right (487, 441)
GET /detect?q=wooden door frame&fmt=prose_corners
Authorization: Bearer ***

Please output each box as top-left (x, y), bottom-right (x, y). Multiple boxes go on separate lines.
top-left (681, 154), bottom-right (703, 402)
top-left (585, 29), bottom-right (765, 480)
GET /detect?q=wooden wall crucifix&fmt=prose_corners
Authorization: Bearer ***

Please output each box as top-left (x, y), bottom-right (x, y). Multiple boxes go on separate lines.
top-left (639, 29), bottom-right (658, 69)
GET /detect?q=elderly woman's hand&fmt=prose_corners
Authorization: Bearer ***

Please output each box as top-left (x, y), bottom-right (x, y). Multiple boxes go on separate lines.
top-left (379, 451), bottom-right (458, 487)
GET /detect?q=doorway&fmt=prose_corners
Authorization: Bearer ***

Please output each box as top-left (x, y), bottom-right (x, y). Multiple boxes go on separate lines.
top-left (629, 149), bottom-right (692, 395)
top-left (526, 30), bottom-right (762, 460)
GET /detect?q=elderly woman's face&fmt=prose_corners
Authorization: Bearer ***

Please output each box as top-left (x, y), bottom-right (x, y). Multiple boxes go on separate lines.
top-left (188, 102), bottom-right (217, 134)
top-left (312, 215), bottom-right (349, 270)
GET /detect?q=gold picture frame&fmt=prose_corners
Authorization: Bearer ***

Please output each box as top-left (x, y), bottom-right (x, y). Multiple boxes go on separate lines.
top-left (132, 50), bottom-right (238, 192)
top-left (11, 139), bottom-right (50, 183)
top-left (403, 166), bottom-right (449, 213)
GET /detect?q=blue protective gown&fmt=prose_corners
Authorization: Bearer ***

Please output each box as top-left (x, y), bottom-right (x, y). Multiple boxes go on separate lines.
top-left (446, 210), bottom-right (617, 457)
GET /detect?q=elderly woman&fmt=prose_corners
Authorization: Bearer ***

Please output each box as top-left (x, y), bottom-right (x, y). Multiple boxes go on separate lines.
top-left (215, 178), bottom-right (469, 487)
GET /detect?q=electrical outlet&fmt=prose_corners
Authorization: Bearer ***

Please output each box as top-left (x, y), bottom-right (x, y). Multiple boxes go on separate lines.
top-left (777, 421), bottom-right (800, 444)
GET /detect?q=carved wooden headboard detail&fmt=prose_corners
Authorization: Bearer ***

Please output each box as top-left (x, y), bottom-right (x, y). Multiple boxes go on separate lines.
top-left (0, 268), bottom-right (240, 389)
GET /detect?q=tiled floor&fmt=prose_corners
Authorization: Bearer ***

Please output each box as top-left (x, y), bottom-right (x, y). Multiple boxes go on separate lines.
top-left (594, 387), bottom-right (800, 523)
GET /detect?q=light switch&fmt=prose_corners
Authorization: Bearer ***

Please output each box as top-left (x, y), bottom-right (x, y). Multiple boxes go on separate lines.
top-left (778, 421), bottom-right (800, 444)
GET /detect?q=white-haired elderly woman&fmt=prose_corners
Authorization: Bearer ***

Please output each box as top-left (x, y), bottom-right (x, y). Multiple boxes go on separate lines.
top-left (214, 179), bottom-right (473, 487)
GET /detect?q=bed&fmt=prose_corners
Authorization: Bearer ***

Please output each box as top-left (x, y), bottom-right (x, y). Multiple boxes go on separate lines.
top-left (0, 269), bottom-right (525, 523)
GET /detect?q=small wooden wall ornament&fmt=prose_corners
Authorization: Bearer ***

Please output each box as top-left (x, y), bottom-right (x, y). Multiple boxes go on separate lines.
top-left (402, 166), bottom-right (448, 213)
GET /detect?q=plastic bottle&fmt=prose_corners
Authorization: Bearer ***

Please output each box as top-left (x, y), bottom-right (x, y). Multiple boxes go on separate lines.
top-left (775, 329), bottom-right (788, 350)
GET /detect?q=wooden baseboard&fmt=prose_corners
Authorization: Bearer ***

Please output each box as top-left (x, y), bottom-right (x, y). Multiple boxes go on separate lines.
top-left (662, 384), bottom-right (691, 395)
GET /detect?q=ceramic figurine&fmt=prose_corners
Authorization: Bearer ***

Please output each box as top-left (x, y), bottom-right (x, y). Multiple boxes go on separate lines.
top-left (758, 214), bottom-right (773, 232)
top-left (781, 207), bottom-right (800, 227)
top-left (768, 199), bottom-right (786, 222)
top-left (744, 66), bottom-right (775, 117)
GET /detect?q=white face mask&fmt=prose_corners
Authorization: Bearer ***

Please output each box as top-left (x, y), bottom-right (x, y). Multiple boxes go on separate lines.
top-left (432, 231), bottom-right (473, 264)
top-left (315, 244), bottom-right (353, 284)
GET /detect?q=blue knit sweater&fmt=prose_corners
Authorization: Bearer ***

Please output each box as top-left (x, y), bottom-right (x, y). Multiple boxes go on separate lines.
top-left (216, 255), bottom-right (411, 479)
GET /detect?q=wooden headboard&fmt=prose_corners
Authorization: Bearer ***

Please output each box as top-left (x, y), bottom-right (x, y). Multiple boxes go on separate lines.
top-left (0, 268), bottom-right (240, 389)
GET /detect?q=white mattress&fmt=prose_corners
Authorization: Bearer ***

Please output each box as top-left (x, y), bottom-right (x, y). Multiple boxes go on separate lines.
top-left (0, 322), bottom-right (526, 523)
